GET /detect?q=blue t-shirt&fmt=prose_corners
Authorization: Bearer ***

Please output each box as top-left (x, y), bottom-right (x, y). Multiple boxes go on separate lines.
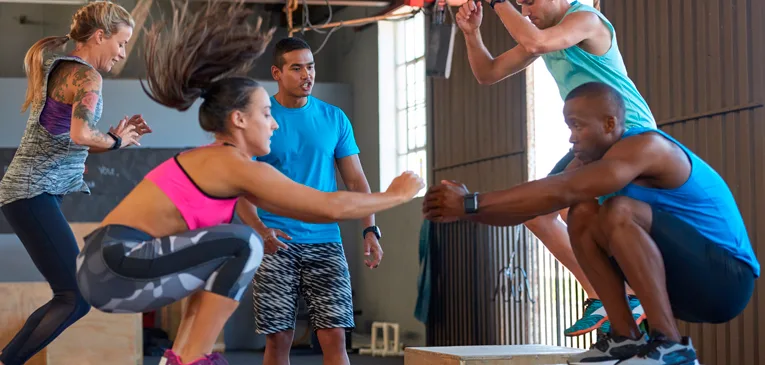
top-left (540, 0), bottom-right (656, 129)
top-left (600, 127), bottom-right (759, 277)
top-left (254, 96), bottom-right (360, 244)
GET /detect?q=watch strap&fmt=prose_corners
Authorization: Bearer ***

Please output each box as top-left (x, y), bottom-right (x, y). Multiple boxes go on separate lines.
top-left (107, 132), bottom-right (121, 150)
top-left (363, 226), bottom-right (381, 240)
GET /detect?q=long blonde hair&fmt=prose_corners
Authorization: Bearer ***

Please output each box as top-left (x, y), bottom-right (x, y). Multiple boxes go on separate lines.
top-left (21, 1), bottom-right (134, 112)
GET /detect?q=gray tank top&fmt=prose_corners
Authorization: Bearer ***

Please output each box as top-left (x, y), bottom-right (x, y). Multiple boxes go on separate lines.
top-left (0, 55), bottom-right (104, 207)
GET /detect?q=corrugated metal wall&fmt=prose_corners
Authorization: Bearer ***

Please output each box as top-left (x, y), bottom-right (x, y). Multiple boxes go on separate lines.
top-left (599, 0), bottom-right (765, 363)
top-left (427, 4), bottom-right (534, 346)
top-left (429, 0), bottom-right (764, 362)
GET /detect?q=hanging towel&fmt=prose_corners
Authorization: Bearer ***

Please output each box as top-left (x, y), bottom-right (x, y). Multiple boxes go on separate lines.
top-left (414, 219), bottom-right (432, 324)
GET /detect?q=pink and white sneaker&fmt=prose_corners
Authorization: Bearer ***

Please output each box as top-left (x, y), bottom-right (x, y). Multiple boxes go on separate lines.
top-left (203, 352), bottom-right (229, 365)
top-left (158, 350), bottom-right (230, 365)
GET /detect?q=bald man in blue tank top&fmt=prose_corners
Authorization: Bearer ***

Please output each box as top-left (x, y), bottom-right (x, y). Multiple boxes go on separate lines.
top-left (424, 82), bottom-right (758, 364)
top-left (456, 0), bottom-right (652, 336)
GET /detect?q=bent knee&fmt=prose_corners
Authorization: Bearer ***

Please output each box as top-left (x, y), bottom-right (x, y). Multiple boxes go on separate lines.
top-left (524, 211), bottom-right (560, 232)
top-left (220, 224), bottom-right (264, 262)
top-left (567, 201), bottom-right (600, 230)
top-left (242, 230), bottom-right (264, 273)
top-left (75, 297), bottom-right (92, 319)
top-left (599, 196), bottom-right (646, 232)
top-left (56, 291), bottom-right (92, 319)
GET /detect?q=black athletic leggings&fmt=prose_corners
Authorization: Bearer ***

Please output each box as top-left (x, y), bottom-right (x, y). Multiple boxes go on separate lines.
top-left (0, 193), bottom-right (91, 365)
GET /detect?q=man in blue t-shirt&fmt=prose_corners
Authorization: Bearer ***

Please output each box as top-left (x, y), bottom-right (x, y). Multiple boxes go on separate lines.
top-left (423, 82), bottom-right (758, 365)
top-left (241, 37), bottom-right (381, 365)
top-left (456, 0), bottom-right (653, 335)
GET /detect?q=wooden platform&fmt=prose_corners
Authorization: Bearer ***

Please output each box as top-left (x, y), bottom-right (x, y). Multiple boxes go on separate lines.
top-left (0, 223), bottom-right (143, 365)
top-left (0, 282), bottom-right (143, 365)
top-left (404, 345), bottom-right (585, 365)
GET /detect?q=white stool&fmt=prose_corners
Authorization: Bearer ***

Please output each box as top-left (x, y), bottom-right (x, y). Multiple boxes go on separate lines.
top-left (358, 321), bottom-right (404, 356)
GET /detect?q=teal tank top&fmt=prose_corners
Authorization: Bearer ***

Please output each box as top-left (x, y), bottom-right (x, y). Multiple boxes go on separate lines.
top-left (600, 127), bottom-right (759, 277)
top-left (540, 1), bottom-right (656, 129)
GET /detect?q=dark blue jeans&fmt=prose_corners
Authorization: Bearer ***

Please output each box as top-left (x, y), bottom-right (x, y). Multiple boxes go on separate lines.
top-left (0, 193), bottom-right (91, 365)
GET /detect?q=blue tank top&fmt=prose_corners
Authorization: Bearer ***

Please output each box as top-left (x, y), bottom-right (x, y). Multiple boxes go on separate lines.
top-left (601, 127), bottom-right (759, 277)
top-left (540, 1), bottom-right (656, 129)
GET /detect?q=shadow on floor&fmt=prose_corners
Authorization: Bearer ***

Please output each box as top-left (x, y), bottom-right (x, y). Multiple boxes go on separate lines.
top-left (145, 349), bottom-right (405, 365)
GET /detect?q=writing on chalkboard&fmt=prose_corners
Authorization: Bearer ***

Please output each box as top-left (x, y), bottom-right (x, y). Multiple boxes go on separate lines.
top-left (98, 165), bottom-right (117, 177)
top-left (0, 147), bottom-right (188, 233)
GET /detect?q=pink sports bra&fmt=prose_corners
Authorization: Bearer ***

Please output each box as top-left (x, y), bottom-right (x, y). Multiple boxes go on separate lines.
top-left (144, 147), bottom-right (238, 231)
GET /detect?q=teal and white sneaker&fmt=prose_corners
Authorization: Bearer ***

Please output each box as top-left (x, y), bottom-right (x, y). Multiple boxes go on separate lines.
top-left (567, 333), bottom-right (649, 364)
top-left (616, 333), bottom-right (699, 365)
top-left (600, 296), bottom-right (646, 334)
top-left (565, 298), bottom-right (608, 336)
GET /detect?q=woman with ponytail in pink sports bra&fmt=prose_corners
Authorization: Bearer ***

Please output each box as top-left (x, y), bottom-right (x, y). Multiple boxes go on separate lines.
top-left (73, 2), bottom-right (424, 365)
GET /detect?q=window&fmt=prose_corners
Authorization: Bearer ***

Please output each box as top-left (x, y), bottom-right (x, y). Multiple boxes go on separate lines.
top-left (527, 0), bottom-right (598, 350)
top-left (379, 11), bottom-right (427, 196)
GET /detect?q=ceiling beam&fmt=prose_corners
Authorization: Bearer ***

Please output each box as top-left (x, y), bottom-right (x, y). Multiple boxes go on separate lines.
top-left (206, 0), bottom-right (390, 7)
top-left (288, 8), bottom-right (416, 33)
top-left (0, 0), bottom-right (87, 4)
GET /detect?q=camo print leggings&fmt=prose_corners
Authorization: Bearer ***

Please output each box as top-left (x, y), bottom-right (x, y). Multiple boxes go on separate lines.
top-left (75, 223), bottom-right (264, 314)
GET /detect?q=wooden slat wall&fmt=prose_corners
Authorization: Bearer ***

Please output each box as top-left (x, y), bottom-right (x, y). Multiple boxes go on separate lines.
top-left (426, 158), bottom-right (535, 346)
top-left (427, 2), bottom-right (537, 345)
top-left (600, 0), bottom-right (764, 363)
top-left (428, 1), bottom-right (763, 360)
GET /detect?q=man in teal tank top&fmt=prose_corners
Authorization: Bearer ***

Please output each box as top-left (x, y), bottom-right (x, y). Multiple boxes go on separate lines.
top-left (423, 82), bottom-right (758, 365)
top-left (456, 0), bottom-right (653, 335)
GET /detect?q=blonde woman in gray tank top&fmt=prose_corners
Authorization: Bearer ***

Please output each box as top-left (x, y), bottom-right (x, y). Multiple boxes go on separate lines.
top-left (0, 3), bottom-right (151, 364)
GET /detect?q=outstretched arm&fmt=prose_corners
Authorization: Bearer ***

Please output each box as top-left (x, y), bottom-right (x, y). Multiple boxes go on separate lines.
top-left (230, 154), bottom-right (423, 224)
top-left (492, 3), bottom-right (601, 55)
top-left (423, 135), bottom-right (658, 226)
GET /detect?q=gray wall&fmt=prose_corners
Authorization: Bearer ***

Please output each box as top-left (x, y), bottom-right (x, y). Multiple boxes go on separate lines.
top-left (0, 0), bottom-right (427, 348)
top-left (0, 1), bottom-right (290, 81)
top-left (0, 78), bottom-right (351, 148)
top-left (0, 78), bottom-right (351, 283)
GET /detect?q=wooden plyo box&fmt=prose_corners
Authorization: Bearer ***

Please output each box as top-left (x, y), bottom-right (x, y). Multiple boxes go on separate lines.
top-left (0, 223), bottom-right (142, 365)
top-left (404, 344), bottom-right (585, 365)
top-left (0, 282), bottom-right (143, 365)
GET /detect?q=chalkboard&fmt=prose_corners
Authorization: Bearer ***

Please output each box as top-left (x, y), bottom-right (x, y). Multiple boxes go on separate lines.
top-left (0, 148), bottom-right (190, 233)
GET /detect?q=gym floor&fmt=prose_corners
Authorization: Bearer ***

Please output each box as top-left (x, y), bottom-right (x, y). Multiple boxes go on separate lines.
top-left (145, 350), bottom-right (405, 365)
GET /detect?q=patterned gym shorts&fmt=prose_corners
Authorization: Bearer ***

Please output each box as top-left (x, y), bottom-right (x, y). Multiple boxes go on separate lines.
top-left (252, 242), bottom-right (354, 334)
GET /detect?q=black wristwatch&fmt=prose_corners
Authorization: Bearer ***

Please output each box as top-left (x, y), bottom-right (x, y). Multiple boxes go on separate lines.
top-left (489, 0), bottom-right (506, 9)
top-left (107, 131), bottom-right (121, 150)
top-left (464, 192), bottom-right (479, 214)
top-left (363, 226), bottom-right (382, 240)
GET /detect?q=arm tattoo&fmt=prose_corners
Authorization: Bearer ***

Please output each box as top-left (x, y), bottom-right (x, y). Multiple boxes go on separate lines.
top-left (47, 64), bottom-right (71, 102)
top-left (70, 65), bottom-right (113, 146)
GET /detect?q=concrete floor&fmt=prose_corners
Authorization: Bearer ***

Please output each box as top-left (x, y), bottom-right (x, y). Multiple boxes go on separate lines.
top-left (145, 350), bottom-right (405, 365)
